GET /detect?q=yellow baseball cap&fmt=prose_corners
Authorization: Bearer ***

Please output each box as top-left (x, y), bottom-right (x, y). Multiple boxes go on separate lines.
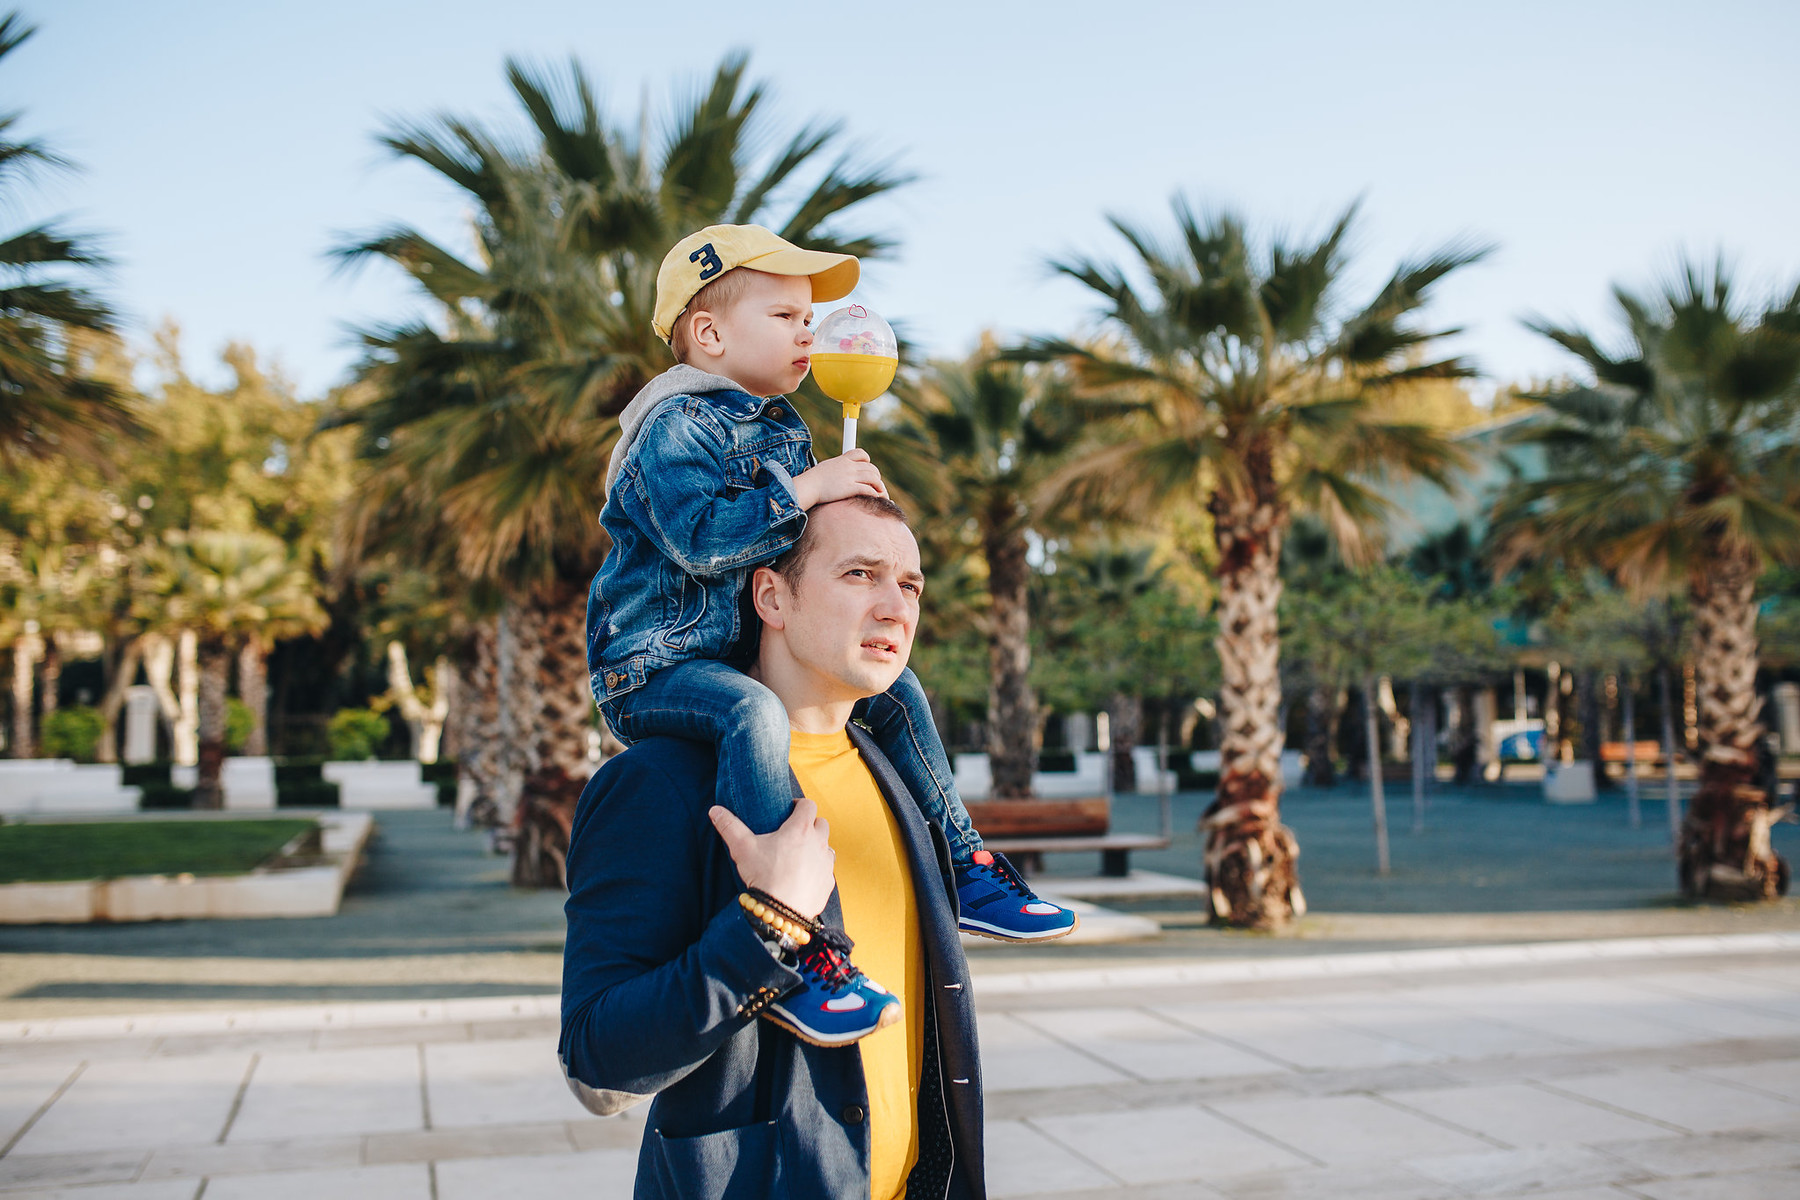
top-left (653, 224), bottom-right (860, 344)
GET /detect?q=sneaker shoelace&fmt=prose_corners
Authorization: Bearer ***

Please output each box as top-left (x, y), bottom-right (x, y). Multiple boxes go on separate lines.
top-left (971, 849), bottom-right (1040, 900)
top-left (797, 925), bottom-right (860, 991)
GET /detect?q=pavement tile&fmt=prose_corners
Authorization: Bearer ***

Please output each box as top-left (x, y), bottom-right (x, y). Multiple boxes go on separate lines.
top-left (564, 1114), bottom-right (649, 1153)
top-left (434, 1148), bottom-right (640, 1198)
top-left (1301, 1000), bottom-right (1573, 1061)
top-left (0, 1184), bottom-right (198, 1200)
top-left (1628, 1167), bottom-right (1800, 1199)
top-left (9, 1053), bottom-right (247, 1154)
top-left (1546, 1068), bottom-right (1800, 1133)
top-left (139, 1135), bottom-right (363, 1180)
top-left (1633, 971), bottom-right (1800, 1022)
top-left (1381, 1081), bottom-right (1678, 1147)
top-left (984, 1117), bottom-right (1119, 1197)
top-left (1402, 1144), bottom-right (1645, 1195)
top-left (1683, 1057), bottom-right (1800, 1102)
top-left (1015, 1008), bottom-right (1288, 1083)
top-left (1152, 1004), bottom-right (1440, 1072)
top-left (423, 1037), bottom-right (579, 1128)
top-left (0, 1060), bottom-right (79, 1148)
top-left (1208, 1094), bottom-right (1495, 1166)
top-left (1591, 1123), bottom-right (1800, 1176)
top-left (1210, 1162), bottom-right (1460, 1199)
top-left (0, 1151), bottom-right (147, 1192)
top-left (228, 1045), bottom-right (421, 1142)
top-left (362, 1120), bottom-right (575, 1164)
top-left (1004, 1183), bottom-right (1227, 1200)
top-left (977, 1013), bottom-right (1133, 1092)
top-left (1028, 1104), bottom-right (1311, 1185)
top-left (201, 1161), bottom-right (431, 1200)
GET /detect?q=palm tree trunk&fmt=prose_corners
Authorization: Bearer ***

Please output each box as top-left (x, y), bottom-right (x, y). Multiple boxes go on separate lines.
top-left (194, 642), bottom-right (231, 809)
top-left (237, 640), bottom-right (269, 756)
top-left (1364, 676), bottom-right (1390, 874)
top-left (39, 639), bottom-right (60, 720)
top-left (1680, 552), bottom-right (1789, 900)
top-left (511, 586), bottom-right (592, 889)
top-left (454, 617), bottom-right (505, 830)
top-left (175, 630), bottom-right (199, 766)
top-left (1201, 481), bottom-right (1304, 929)
top-left (10, 634), bottom-right (40, 758)
top-left (1303, 683), bottom-right (1339, 786)
top-left (1106, 690), bottom-right (1142, 792)
top-left (96, 636), bottom-right (143, 764)
top-left (983, 522), bottom-right (1037, 800)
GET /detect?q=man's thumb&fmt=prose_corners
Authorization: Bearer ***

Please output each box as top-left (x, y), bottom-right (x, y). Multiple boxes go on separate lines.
top-left (708, 806), bottom-right (750, 850)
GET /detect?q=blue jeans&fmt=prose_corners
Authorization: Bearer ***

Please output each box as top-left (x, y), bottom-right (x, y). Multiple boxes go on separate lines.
top-left (601, 659), bottom-right (983, 865)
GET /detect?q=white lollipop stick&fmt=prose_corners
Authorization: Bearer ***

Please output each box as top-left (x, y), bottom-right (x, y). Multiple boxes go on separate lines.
top-left (842, 413), bottom-right (858, 452)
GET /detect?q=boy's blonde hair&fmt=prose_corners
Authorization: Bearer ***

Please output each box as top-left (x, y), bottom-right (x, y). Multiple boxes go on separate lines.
top-left (669, 268), bottom-right (758, 365)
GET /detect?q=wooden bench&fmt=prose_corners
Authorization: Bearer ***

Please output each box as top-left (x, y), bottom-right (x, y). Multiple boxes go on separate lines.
top-left (983, 832), bottom-right (1172, 878)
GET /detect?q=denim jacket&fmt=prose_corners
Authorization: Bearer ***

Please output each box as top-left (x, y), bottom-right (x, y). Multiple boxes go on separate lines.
top-left (588, 373), bottom-right (814, 704)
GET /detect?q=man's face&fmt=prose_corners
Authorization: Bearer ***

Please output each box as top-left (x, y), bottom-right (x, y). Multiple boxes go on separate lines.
top-left (708, 270), bottom-right (815, 398)
top-left (771, 503), bottom-right (923, 701)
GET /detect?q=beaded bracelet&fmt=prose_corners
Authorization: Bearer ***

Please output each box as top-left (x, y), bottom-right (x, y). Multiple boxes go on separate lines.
top-left (737, 891), bottom-right (813, 947)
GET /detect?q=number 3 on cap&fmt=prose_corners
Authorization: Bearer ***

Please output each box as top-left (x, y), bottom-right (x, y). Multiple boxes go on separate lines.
top-left (690, 243), bottom-right (723, 281)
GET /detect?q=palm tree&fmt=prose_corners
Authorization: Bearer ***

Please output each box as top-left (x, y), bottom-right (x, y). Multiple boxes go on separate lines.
top-left (331, 54), bottom-right (909, 883)
top-left (1031, 198), bottom-right (1483, 928)
top-left (138, 531), bottom-right (325, 807)
top-left (0, 12), bottom-right (136, 466)
top-left (904, 349), bottom-right (1100, 798)
top-left (1494, 258), bottom-right (1800, 901)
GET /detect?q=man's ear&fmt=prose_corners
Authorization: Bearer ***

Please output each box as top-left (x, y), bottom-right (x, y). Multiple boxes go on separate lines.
top-left (688, 308), bottom-right (725, 359)
top-left (750, 565), bottom-right (787, 630)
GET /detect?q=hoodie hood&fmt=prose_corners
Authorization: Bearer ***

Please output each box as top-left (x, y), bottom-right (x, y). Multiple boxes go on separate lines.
top-left (604, 363), bottom-right (746, 496)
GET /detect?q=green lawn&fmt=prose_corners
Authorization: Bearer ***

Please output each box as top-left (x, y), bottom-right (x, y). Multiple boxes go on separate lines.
top-left (0, 819), bottom-right (316, 884)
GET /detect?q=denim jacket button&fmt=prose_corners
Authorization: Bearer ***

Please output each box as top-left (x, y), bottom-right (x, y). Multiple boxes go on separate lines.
top-left (842, 1104), bottom-right (865, 1124)
top-left (604, 671), bottom-right (620, 689)
top-left (768, 405), bottom-right (785, 419)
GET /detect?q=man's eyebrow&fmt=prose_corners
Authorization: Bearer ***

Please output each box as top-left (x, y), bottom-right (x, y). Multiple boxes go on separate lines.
top-left (834, 554), bottom-right (925, 583)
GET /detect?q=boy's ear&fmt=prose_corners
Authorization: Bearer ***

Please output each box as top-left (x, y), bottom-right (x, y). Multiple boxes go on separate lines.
top-left (750, 565), bottom-right (787, 630)
top-left (688, 308), bottom-right (726, 359)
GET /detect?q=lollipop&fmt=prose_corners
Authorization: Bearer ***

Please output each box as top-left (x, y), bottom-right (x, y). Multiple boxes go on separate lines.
top-left (810, 305), bottom-right (897, 452)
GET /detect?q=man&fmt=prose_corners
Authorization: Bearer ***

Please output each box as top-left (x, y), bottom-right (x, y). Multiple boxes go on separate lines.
top-left (560, 496), bottom-right (987, 1200)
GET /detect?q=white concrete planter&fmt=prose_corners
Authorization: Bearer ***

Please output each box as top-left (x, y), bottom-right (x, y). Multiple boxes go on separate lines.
top-left (950, 751), bottom-right (1109, 800)
top-left (321, 761), bottom-right (438, 809)
top-left (0, 760), bottom-right (141, 815)
top-left (0, 812), bottom-right (373, 924)
top-left (222, 756), bottom-right (277, 810)
top-left (1544, 760), bottom-right (1598, 804)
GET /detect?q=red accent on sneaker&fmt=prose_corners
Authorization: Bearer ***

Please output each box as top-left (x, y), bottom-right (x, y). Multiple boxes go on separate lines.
top-left (972, 850), bottom-right (994, 865)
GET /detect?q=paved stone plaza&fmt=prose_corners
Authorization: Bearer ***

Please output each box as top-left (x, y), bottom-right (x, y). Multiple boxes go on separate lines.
top-left (3, 935), bottom-right (1799, 1199)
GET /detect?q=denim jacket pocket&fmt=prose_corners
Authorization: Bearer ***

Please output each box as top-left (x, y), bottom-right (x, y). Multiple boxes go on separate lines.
top-left (659, 568), bottom-right (711, 651)
top-left (650, 1119), bottom-right (785, 1199)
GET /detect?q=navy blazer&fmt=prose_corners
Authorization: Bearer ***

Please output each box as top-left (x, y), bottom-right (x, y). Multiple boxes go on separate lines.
top-left (559, 723), bottom-right (986, 1200)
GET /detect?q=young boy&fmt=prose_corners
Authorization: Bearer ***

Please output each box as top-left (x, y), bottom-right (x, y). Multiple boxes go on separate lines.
top-left (589, 224), bottom-right (1076, 1047)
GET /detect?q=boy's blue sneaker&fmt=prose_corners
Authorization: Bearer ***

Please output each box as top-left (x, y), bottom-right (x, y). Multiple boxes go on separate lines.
top-left (956, 850), bottom-right (1080, 942)
top-left (763, 927), bottom-right (903, 1047)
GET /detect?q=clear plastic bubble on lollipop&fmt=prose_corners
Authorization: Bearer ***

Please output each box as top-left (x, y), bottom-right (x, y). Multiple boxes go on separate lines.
top-left (810, 304), bottom-right (897, 451)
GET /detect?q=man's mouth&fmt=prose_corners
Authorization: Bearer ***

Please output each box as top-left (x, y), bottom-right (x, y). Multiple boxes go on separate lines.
top-left (862, 637), bottom-right (899, 657)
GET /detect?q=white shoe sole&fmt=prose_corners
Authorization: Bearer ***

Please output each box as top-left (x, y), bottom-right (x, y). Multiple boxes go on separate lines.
top-left (958, 912), bottom-right (1081, 943)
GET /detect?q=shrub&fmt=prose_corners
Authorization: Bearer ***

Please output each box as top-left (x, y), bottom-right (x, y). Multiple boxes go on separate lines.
top-left (327, 708), bottom-right (388, 761)
top-left (225, 698), bottom-right (254, 754)
top-left (40, 706), bottom-right (105, 762)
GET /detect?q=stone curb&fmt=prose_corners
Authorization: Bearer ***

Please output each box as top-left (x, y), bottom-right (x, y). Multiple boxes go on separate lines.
top-left (5, 930), bottom-right (1796, 1043)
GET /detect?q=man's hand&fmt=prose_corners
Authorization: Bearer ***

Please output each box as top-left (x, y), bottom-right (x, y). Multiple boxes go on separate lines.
top-left (708, 797), bottom-right (836, 919)
top-left (790, 449), bottom-right (887, 509)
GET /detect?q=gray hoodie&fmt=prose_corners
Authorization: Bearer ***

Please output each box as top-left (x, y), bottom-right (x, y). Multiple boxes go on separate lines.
top-left (603, 364), bottom-right (747, 497)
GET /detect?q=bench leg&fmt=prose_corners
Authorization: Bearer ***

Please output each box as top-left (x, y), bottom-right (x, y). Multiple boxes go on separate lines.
top-left (1101, 848), bottom-right (1130, 878)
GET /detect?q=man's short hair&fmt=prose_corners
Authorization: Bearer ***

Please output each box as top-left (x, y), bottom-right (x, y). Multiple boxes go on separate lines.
top-left (772, 495), bottom-right (909, 587)
top-left (670, 268), bottom-right (758, 364)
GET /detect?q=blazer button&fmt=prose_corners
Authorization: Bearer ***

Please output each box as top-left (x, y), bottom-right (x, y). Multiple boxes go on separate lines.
top-left (842, 1104), bottom-right (865, 1124)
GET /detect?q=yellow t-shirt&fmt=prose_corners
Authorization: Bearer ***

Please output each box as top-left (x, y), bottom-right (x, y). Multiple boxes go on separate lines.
top-left (788, 728), bottom-right (924, 1200)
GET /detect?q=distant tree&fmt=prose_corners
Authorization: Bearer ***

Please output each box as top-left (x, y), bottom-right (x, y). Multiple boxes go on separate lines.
top-left (1033, 198), bottom-right (1484, 927)
top-left (0, 12), bottom-right (137, 467)
top-left (1495, 257), bottom-right (1800, 901)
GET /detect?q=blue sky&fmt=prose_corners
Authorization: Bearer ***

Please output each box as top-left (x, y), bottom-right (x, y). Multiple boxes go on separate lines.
top-left (12, 0), bottom-right (1798, 397)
